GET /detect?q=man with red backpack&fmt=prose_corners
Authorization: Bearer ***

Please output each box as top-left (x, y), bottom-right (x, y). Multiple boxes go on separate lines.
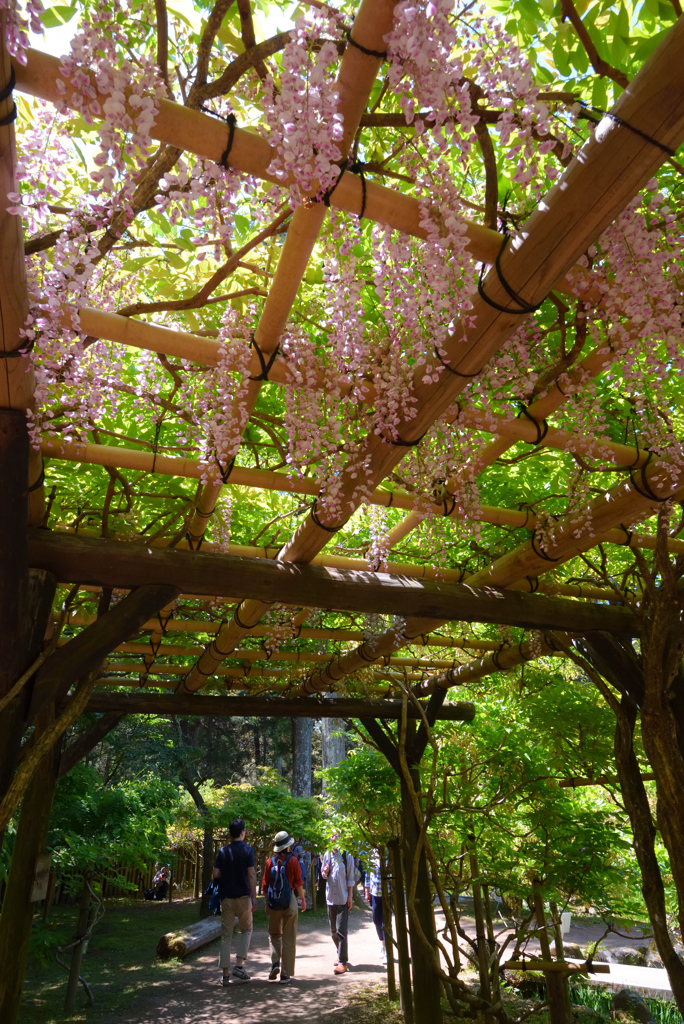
top-left (262, 831), bottom-right (306, 984)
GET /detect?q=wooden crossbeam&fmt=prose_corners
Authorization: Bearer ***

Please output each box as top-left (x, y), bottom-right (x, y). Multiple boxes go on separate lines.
top-left (85, 691), bottom-right (477, 719)
top-left (28, 530), bottom-right (637, 636)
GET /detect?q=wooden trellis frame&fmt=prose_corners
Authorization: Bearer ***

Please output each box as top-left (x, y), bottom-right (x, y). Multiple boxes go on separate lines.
top-left (6, 7), bottom-right (684, 704)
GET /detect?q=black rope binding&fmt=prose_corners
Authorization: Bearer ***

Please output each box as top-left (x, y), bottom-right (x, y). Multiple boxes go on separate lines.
top-left (0, 337), bottom-right (34, 359)
top-left (320, 160), bottom-right (348, 207)
top-left (150, 421), bottom-right (162, 474)
top-left (530, 529), bottom-right (560, 562)
top-left (0, 66), bottom-right (17, 128)
top-left (478, 232), bottom-right (543, 316)
top-left (249, 334), bottom-right (280, 381)
top-left (213, 454), bottom-right (235, 484)
top-left (200, 106), bottom-right (237, 169)
top-left (345, 28), bottom-right (387, 61)
top-left (433, 344), bottom-right (480, 378)
top-left (628, 450), bottom-right (671, 503)
top-left (377, 427), bottom-right (428, 448)
top-left (517, 403), bottom-right (549, 445)
top-left (578, 101), bottom-right (676, 157)
top-left (28, 462), bottom-right (45, 493)
top-left (347, 160), bottom-right (367, 220)
top-left (310, 497), bottom-right (340, 534)
top-left (233, 606), bottom-right (252, 630)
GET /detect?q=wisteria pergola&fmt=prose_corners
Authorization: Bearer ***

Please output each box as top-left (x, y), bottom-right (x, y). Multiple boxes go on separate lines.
top-left (2, 0), bottom-right (684, 1020)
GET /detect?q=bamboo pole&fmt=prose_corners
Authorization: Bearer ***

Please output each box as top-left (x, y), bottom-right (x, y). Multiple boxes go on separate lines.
top-left (41, 442), bottom-right (681, 560)
top-left (13, 48), bottom-right (502, 263)
top-left (1, 20), bottom-right (44, 526)
top-left (288, 22), bottom-right (684, 696)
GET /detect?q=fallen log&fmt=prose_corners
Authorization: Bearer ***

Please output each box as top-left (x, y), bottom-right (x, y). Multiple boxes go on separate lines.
top-left (157, 916), bottom-right (221, 959)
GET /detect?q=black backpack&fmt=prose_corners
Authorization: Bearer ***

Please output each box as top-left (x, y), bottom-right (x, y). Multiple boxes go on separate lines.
top-left (267, 854), bottom-right (293, 910)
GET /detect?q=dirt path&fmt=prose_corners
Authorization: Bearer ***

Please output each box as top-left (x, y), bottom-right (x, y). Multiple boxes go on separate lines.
top-left (97, 902), bottom-right (388, 1024)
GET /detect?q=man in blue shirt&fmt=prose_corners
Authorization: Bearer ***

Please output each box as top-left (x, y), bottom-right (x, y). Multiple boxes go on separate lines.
top-left (213, 818), bottom-right (257, 986)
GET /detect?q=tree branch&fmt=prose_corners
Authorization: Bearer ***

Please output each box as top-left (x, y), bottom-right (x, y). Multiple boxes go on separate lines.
top-left (560, 0), bottom-right (630, 89)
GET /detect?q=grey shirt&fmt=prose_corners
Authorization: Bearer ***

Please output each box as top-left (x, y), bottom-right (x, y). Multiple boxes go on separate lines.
top-left (322, 849), bottom-right (355, 906)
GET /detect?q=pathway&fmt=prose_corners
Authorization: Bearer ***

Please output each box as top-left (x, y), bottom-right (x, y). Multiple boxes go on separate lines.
top-left (98, 902), bottom-right (388, 1024)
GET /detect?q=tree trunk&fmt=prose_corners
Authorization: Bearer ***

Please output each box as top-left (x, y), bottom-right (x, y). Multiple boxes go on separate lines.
top-left (64, 875), bottom-right (92, 1012)
top-left (0, 569), bottom-right (56, 854)
top-left (532, 887), bottom-right (572, 1024)
top-left (612, 697), bottom-right (684, 1012)
top-left (401, 772), bottom-right (442, 1024)
top-left (199, 823), bottom-right (214, 917)
top-left (158, 916), bottom-right (221, 958)
top-left (389, 839), bottom-right (414, 1024)
top-left (292, 717), bottom-right (313, 797)
top-left (321, 714), bottom-right (346, 793)
top-left (0, 713), bottom-right (61, 1024)
top-left (468, 842), bottom-right (493, 1012)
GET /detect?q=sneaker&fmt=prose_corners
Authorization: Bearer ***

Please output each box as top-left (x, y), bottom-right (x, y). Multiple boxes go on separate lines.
top-left (380, 945), bottom-right (387, 963)
top-left (280, 973), bottom-right (291, 984)
top-left (268, 963), bottom-right (280, 982)
top-left (231, 965), bottom-right (250, 984)
top-left (222, 975), bottom-right (231, 987)
top-left (334, 963), bottom-right (348, 975)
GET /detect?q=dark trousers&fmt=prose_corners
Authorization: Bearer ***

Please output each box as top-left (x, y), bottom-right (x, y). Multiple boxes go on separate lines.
top-left (327, 903), bottom-right (349, 964)
top-left (371, 894), bottom-right (384, 942)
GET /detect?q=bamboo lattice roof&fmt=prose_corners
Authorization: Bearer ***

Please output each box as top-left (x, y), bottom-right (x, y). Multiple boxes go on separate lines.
top-left (3, 0), bottom-right (684, 709)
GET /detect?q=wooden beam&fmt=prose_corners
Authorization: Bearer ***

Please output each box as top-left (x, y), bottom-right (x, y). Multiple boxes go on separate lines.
top-left (57, 712), bottom-right (126, 777)
top-left (28, 582), bottom-right (180, 723)
top-left (28, 530), bottom-right (638, 636)
top-left (85, 692), bottom-right (477, 719)
top-left (1, 22), bottom-right (43, 526)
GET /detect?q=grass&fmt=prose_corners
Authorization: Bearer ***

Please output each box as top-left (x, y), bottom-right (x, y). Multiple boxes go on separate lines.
top-left (20, 894), bottom-right (208, 1024)
top-left (569, 981), bottom-right (683, 1024)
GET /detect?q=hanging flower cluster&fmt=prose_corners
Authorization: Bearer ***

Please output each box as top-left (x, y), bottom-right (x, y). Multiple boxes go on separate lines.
top-left (0, 0), bottom-right (44, 63)
top-left (261, 7), bottom-right (345, 206)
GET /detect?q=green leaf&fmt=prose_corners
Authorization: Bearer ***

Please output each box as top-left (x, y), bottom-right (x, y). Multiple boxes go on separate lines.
top-left (165, 252), bottom-right (187, 270)
top-left (40, 5), bottom-right (76, 28)
top-left (120, 256), bottom-right (156, 272)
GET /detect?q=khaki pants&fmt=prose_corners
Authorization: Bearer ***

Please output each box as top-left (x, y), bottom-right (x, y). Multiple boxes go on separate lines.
top-left (219, 896), bottom-right (253, 969)
top-left (267, 893), bottom-right (298, 975)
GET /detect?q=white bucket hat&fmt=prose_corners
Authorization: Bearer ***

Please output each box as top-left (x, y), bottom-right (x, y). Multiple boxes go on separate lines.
top-left (273, 830), bottom-right (294, 853)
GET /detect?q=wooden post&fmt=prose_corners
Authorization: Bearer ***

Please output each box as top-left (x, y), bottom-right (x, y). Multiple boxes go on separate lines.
top-left (168, 866), bottom-right (173, 902)
top-left (0, 713), bottom-right (61, 1024)
top-left (64, 875), bottom-right (92, 1012)
top-left (532, 888), bottom-right (572, 1024)
top-left (389, 840), bottom-right (414, 1024)
top-left (379, 843), bottom-right (397, 1002)
top-left (199, 825), bottom-right (213, 917)
top-left (43, 869), bottom-right (56, 921)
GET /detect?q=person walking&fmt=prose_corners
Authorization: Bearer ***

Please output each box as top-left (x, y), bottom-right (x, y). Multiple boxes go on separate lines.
top-left (365, 851), bottom-right (386, 962)
top-left (213, 818), bottom-right (257, 987)
top-left (321, 837), bottom-right (355, 975)
top-left (262, 831), bottom-right (306, 984)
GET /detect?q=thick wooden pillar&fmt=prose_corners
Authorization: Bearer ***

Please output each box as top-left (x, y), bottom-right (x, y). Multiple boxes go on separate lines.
top-left (0, 410), bottom-right (28, 696)
top-left (0, 711), bottom-right (61, 1024)
top-left (389, 839), bottom-right (414, 1023)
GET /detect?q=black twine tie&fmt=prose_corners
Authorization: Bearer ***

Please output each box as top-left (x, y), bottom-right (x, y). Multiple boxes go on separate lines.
top-left (377, 426), bottom-right (428, 448)
top-left (433, 344), bottom-right (479, 379)
top-left (517, 404), bottom-right (549, 445)
top-left (310, 497), bottom-right (340, 534)
top-left (249, 334), bottom-right (280, 381)
top-left (319, 157), bottom-right (368, 220)
top-left (0, 66), bottom-right (17, 127)
top-left (0, 337), bottom-right (34, 359)
top-left (628, 451), bottom-right (672, 503)
top-left (345, 28), bottom-right (387, 61)
top-left (201, 106), bottom-right (238, 169)
top-left (478, 233), bottom-right (543, 316)
top-left (578, 102), bottom-right (676, 158)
